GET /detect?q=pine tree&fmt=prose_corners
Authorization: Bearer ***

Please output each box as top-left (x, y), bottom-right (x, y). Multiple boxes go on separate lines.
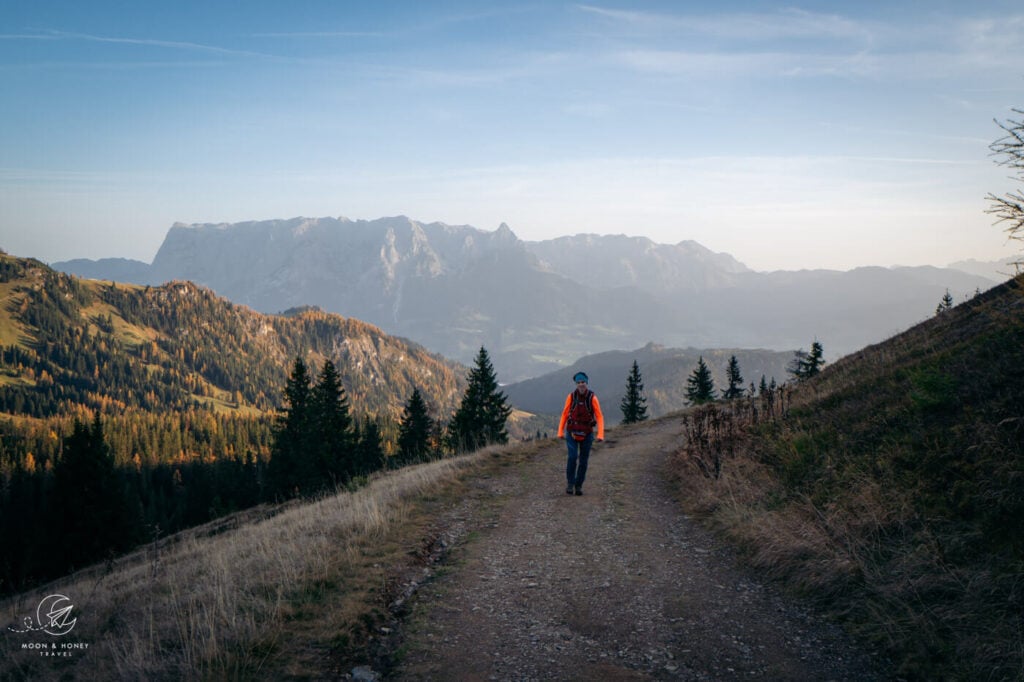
top-left (723, 355), bottom-right (745, 400)
top-left (268, 357), bottom-right (312, 499)
top-left (354, 416), bottom-right (384, 478)
top-left (397, 387), bottom-right (434, 465)
top-left (936, 289), bottom-right (954, 315)
top-left (446, 347), bottom-right (512, 453)
top-left (620, 360), bottom-right (648, 424)
top-left (51, 414), bottom-right (137, 571)
top-left (685, 356), bottom-right (716, 405)
top-left (310, 360), bottom-right (355, 488)
top-left (788, 340), bottom-right (826, 381)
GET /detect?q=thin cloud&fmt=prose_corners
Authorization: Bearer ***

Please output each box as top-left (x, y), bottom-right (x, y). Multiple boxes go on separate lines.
top-left (576, 4), bottom-right (873, 43)
top-left (38, 30), bottom-right (273, 59)
top-left (613, 49), bottom-right (875, 79)
top-left (252, 31), bottom-right (386, 39)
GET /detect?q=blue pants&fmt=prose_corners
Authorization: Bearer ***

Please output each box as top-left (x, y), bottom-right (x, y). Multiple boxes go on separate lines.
top-left (566, 433), bottom-right (594, 488)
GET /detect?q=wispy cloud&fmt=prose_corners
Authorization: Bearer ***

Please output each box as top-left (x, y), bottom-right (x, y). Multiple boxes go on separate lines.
top-left (251, 31), bottom-right (386, 39)
top-left (613, 48), bottom-right (876, 79)
top-left (576, 4), bottom-right (873, 43)
top-left (10, 30), bottom-right (271, 59)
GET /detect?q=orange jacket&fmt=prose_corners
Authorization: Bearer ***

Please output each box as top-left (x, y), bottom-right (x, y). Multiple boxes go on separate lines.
top-left (557, 390), bottom-right (605, 440)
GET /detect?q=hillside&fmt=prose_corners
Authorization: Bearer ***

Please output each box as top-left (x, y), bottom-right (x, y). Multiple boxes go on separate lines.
top-left (0, 417), bottom-right (892, 681)
top-left (1, 276), bottom-right (1019, 680)
top-left (0, 252), bottom-right (477, 597)
top-left (0, 253), bottom-right (466, 431)
top-left (671, 274), bottom-right (1024, 679)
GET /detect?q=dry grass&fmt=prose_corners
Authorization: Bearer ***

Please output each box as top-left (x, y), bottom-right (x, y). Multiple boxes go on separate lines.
top-left (0, 445), bottom-right (522, 681)
top-left (668, 276), bottom-right (1024, 681)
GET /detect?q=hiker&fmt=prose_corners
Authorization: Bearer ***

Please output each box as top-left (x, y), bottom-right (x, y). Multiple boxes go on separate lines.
top-left (557, 371), bottom-right (605, 495)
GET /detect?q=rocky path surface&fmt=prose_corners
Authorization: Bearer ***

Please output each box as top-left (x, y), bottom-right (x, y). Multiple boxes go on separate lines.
top-left (388, 417), bottom-right (889, 681)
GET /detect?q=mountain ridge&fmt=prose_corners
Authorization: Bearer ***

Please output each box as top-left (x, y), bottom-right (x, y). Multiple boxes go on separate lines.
top-left (0, 252), bottom-right (467, 433)
top-left (51, 216), bottom-right (1002, 380)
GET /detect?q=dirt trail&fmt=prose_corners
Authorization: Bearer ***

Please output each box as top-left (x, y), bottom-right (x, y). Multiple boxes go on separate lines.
top-left (388, 417), bottom-right (888, 681)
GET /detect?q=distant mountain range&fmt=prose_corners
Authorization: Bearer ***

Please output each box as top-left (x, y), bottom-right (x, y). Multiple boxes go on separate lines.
top-left (52, 216), bottom-right (1008, 381)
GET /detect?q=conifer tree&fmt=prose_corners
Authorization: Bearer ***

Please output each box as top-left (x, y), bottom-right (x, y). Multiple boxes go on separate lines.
top-left (723, 355), bottom-right (745, 400)
top-left (685, 356), bottom-right (716, 405)
top-left (620, 360), bottom-right (648, 424)
top-left (51, 414), bottom-right (137, 571)
top-left (397, 387), bottom-right (434, 465)
top-left (354, 416), bottom-right (384, 477)
top-left (446, 347), bottom-right (512, 453)
top-left (986, 108), bottom-right (1024, 258)
top-left (310, 359), bottom-right (355, 488)
top-left (268, 357), bottom-right (312, 498)
top-left (936, 289), bottom-right (954, 315)
top-left (788, 340), bottom-right (826, 381)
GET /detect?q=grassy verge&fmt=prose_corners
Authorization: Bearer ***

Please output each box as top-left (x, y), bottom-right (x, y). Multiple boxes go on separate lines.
top-left (1, 441), bottom-right (543, 680)
top-left (667, 277), bottom-right (1024, 681)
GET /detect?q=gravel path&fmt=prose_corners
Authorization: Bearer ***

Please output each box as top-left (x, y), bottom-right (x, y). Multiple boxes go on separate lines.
top-left (388, 418), bottom-right (889, 681)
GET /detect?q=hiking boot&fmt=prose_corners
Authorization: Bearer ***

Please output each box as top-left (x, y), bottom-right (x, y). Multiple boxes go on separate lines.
top-left (574, 486), bottom-right (583, 496)
top-left (566, 485), bottom-right (574, 495)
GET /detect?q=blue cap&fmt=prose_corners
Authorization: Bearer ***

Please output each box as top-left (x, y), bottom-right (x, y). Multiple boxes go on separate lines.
top-left (573, 372), bottom-right (588, 383)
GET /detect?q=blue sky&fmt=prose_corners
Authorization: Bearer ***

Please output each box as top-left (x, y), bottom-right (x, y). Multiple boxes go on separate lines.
top-left (2, 1), bottom-right (1023, 271)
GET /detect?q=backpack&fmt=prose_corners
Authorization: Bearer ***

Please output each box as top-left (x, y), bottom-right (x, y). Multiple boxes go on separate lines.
top-left (566, 390), bottom-right (596, 441)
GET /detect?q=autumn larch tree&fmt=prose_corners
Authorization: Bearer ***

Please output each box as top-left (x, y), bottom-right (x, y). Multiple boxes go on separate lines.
top-left (987, 108), bottom-right (1024, 269)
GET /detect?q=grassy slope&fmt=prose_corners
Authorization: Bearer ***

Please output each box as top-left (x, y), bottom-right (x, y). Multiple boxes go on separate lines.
top-left (671, 275), bottom-right (1024, 680)
top-left (0, 440), bottom-right (544, 680)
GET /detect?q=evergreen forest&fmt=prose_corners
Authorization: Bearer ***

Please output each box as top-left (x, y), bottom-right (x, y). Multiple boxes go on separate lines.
top-left (0, 254), bottom-right (476, 595)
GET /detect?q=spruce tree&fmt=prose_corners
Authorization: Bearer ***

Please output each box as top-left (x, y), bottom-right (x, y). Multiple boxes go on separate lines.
top-left (685, 356), bottom-right (716, 405)
top-left (936, 289), bottom-right (954, 315)
top-left (620, 360), bottom-right (648, 424)
top-left (788, 340), bottom-right (826, 381)
top-left (446, 346), bottom-right (512, 453)
top-left (723, 355), bottom-right (745, 400)
top-left (397, 387), bottom-right (434, 465)
top-left (268, 357), bottom-right (312, 499)
top-left (354, 417), bottom-right (384, 477)
top-left (51, 414), bottom-right (136, 571)
top-left (310, 359), bottom-right (355, 488)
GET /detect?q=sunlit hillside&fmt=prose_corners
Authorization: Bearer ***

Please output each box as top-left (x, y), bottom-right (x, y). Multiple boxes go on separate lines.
top-left (0, 252), bottom-right (466, 460)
